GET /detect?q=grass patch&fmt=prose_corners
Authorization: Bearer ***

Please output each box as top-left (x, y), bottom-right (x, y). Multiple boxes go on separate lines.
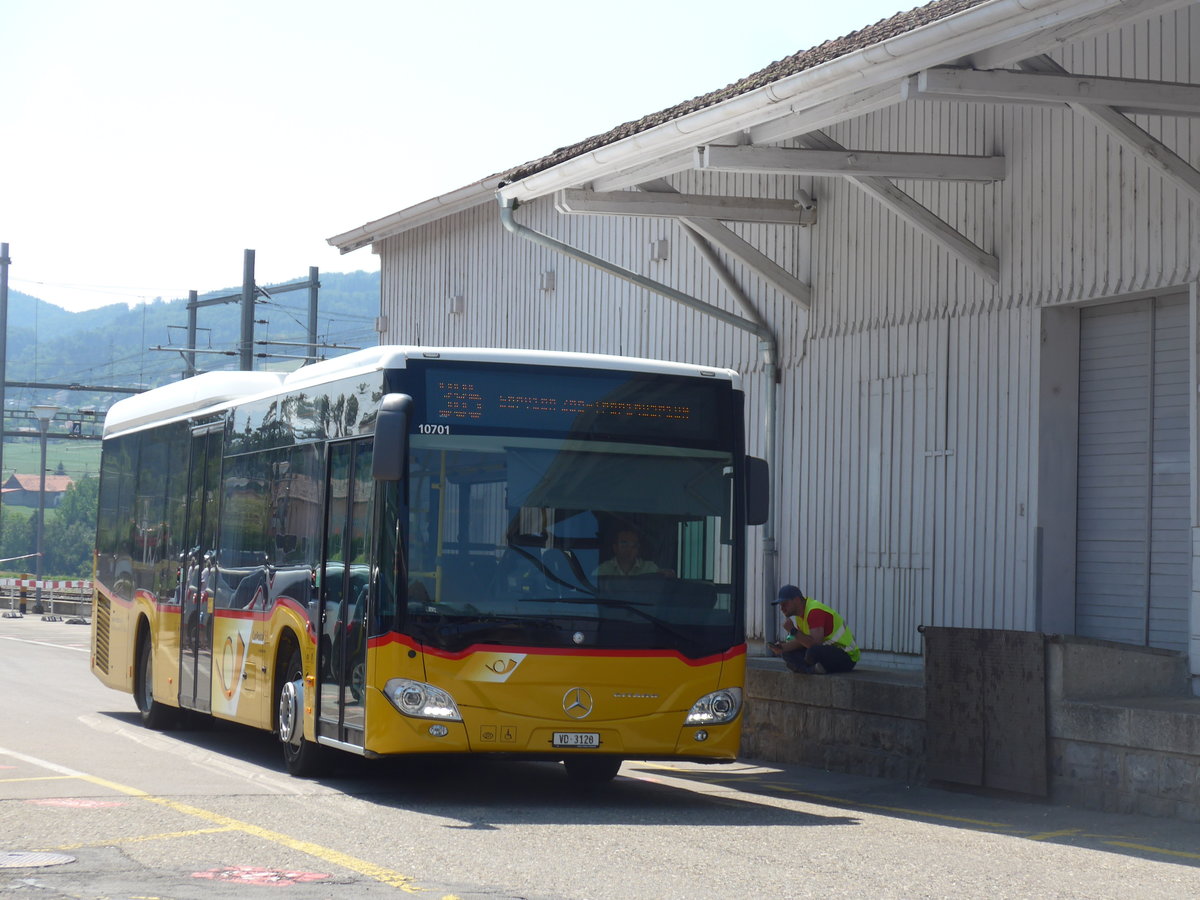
top-left (0, 437), bottom-right (100, 482)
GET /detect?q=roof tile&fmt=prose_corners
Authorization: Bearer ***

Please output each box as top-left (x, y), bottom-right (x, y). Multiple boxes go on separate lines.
top-left (501, 0), bottom-right (987, 183)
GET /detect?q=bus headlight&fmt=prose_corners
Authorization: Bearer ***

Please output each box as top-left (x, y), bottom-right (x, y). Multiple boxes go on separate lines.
top-left (384, 678), bottom-right (463, 721)
top-left (684, 687), bottom-right (742, 725)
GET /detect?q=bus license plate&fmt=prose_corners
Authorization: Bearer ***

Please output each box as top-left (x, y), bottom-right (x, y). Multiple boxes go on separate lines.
top-left (553, 732), bottom-right (600, 748)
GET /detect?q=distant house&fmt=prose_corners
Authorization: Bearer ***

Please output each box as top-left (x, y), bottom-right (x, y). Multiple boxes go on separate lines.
top-left (1, 473), bottom-right (73, 508)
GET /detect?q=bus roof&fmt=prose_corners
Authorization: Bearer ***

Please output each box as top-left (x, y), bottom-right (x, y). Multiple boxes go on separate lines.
top-left (103, 370), bottom-right (286, 438)
top-left (104, 346), bottom-right (740, 438)
top-left (281, 346), bottom-right (739, 391)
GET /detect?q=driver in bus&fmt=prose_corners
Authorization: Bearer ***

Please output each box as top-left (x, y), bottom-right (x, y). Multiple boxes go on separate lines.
top-left (594, 530), bottom-right (675, 578)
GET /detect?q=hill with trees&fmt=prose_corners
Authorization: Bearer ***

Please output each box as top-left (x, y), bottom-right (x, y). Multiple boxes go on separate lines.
top-left (5, 269), bottom-right (381, 410)
top-left (0, 269), bottom-right (380, 579)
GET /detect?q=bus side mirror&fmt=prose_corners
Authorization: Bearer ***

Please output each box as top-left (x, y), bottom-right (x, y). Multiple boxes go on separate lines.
top-left (746, 456), bottom-right (769, 526)
top-left (372, 393), bottom-right (413, 481)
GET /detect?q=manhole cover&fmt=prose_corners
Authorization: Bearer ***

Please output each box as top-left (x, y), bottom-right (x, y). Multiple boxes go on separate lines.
top-left (0, 851), bottom-right (76, 869)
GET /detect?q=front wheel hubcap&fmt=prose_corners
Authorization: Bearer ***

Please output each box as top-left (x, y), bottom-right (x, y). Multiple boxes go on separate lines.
top-left (279, 680), bottom-right (303, 747)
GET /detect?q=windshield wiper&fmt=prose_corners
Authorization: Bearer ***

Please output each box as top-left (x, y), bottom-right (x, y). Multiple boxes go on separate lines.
top-left (506, 545), bottom-right (596, 596)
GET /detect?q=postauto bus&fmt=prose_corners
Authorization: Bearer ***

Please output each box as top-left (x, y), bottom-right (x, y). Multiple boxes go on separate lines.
top-left (90, 346), bottom-right (768, 781)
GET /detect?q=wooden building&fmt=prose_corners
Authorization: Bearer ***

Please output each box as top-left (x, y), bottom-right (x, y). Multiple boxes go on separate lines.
top-left (330, 0), bottom-right (1200, 684)
top-left (2, 473), bottom-right (73, 509)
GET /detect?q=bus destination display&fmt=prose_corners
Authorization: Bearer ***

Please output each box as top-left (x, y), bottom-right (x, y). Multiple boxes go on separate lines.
top-left (423, 365), bottom-right (723, 442)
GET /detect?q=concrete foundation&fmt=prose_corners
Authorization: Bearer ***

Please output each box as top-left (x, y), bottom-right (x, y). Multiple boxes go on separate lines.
top-left (741, 658), bottom-right (925, 783)
top-left (740, 634), bottom-right (1200, 822)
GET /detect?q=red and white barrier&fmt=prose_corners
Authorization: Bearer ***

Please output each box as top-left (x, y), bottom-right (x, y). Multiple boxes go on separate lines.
top-left (0, 579), bottom-right (92, 591)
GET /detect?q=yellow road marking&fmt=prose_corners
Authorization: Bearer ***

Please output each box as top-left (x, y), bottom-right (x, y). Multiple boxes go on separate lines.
top-left (1026, 829), bottom-right (1083, 841)
top-left (0, 746), bottom-right (421, 892)
top-left (636, 763), bottom-right (1013, 828)
top-left (0, 775), bottom-right (78, 784)
top-left (772, 785), bottom-right (1017, 829)
top-left (1105, 841), bottom-right (1200, 861)
top-left (636, 763), bottom-right (1200, 856)
top-left (77, 773), bottom-right (420, 892)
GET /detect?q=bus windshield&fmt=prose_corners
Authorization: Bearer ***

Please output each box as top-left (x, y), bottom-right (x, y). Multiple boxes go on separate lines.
top-left (404, 435), bottom-right (738, 658)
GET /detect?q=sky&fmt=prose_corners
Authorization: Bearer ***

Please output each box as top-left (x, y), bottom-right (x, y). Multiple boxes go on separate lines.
top-left (2, 0), bottom-right (911, 313)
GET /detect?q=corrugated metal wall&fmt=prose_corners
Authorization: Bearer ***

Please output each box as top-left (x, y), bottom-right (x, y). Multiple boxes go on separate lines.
top-left (378, 3), bottom-right (1200, 651)
top-left (785, 310), bottom-right (1036, 655)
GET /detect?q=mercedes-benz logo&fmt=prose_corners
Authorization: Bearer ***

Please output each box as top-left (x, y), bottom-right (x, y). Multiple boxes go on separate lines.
top-left (562, 687), bottom-right (593, 719)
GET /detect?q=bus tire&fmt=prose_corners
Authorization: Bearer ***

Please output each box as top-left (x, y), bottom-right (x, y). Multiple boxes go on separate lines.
top-left (563, 756), bottom-right (621, 785)
top-left (135, 635), bottom-right (177, 730)
top-left (277, 647), bottom-right (330, 778)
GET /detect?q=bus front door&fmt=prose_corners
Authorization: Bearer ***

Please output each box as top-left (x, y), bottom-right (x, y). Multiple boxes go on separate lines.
top-left (179, 426), bottom-right (222, 713)
top-left (317, 439), bottom-right (374, 748)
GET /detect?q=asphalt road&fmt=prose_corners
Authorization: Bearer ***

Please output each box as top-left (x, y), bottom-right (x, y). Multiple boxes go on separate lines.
top-left (3, 614), bottom-right (1200, 899)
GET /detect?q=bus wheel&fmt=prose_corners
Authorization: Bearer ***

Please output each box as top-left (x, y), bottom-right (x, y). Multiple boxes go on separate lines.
top-left (135, 636), bottom-right (176, 730)
top-left (277, 648), bottom-right (330, 778)
top-left (563, 756), bottom-right (621, 785)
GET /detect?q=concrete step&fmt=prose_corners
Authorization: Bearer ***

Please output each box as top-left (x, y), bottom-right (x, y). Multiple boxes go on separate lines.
top-left (741, 639), bottom-right (1200, 822)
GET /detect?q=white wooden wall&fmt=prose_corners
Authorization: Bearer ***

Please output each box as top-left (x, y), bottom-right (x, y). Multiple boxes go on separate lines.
top-left (379, 3), bottom-right (1200, 652)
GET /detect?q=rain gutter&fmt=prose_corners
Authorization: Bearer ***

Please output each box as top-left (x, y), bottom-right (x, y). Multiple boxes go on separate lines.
top-left (328, 178), bottom-right (501, 254)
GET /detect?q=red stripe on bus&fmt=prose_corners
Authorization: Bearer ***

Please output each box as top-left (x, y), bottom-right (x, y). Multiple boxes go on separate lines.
top-left (367, 631), bottom-right (745, 667)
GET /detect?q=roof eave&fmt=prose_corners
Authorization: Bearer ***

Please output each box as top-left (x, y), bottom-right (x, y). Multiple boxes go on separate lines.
top-left (496, 0), bottom-right (1137, 202)
top-left (326, 177), bottom-right (502, 254)
top-left (329, 0), bottom-right (1159, 245)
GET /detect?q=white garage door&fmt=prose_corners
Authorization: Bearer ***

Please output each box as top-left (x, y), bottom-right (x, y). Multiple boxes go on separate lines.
top-left (1076, 296), bottom-right (1189, 652)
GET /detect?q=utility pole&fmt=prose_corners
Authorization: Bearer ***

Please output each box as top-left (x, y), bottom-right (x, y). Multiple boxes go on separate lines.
top-left (307, 266), bottom-right (318, 365)
top-left (32, 404), bottom-right (57, 614)
top-left (240, 249), bottom-right (255, 371)
top-left (155, 253), bottom-right (326, 371)
top-left (0, 243), bottom-right (8, 528)
top-left (186, 290), bottom-right (198, 378)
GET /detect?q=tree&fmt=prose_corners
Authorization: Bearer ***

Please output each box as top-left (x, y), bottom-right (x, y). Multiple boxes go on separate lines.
top-left (42, 476), bottom-right (98, 577)
top-left (0, 506), bottom-right (34, 572)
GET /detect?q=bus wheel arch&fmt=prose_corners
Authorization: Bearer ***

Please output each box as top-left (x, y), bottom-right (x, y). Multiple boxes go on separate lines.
top-left (273, 633), bottom-right (330, 777)
top-left (134, 620), bottom-right (176, 730)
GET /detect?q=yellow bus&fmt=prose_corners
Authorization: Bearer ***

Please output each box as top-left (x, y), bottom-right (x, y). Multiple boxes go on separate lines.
top-left (91, 347), bottom-right (768, 781)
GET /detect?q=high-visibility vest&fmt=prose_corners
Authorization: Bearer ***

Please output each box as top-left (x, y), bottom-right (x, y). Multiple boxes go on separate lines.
top-left (790, 596), bottom-right (860, 662)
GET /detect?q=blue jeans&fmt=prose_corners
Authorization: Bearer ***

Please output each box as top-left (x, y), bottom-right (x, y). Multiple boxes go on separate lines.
top-left (781, 643), bottom-right (856, 674)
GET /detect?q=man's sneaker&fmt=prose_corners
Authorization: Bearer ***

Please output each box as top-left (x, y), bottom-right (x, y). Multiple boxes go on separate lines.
top-left (813, 662), bottom-right (827, 674)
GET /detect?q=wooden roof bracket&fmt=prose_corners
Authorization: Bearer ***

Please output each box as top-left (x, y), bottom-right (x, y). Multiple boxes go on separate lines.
top-left (497, 195), bottom-right (773, 342)
top-left (1017, 55), bottom-right (1200, 205)
top-left (795, 130), bottom-right (1001, 284)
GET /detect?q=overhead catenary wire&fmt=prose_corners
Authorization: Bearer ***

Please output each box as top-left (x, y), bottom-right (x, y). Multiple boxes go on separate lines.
top-left (8, 260), bottom-right (374, 435)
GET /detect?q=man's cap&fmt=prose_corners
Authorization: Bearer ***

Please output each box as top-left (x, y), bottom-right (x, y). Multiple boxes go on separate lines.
top-left (772, 584), bottom-right (804, 605)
